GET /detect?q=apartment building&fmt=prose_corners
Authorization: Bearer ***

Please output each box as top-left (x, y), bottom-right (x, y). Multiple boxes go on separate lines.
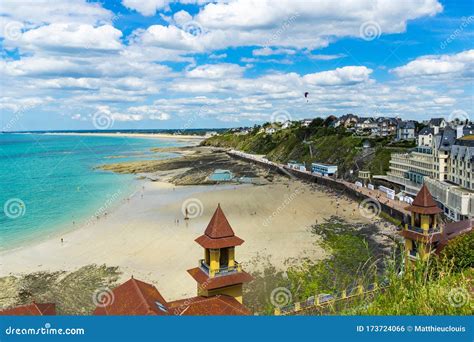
top-left (449, 138), bottom-right (473, 190)
top-left (378, 126), bottom-right (473, 221)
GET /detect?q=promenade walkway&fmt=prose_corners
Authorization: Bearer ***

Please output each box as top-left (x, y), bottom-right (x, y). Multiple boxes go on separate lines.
top-left (227, 149), bottom-right (408, 218)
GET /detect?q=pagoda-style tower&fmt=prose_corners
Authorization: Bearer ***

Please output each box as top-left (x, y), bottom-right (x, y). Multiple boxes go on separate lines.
top-left (402, 184), bottom-right (443, 263)
top-left (187, 204), bottom-right (252, 304)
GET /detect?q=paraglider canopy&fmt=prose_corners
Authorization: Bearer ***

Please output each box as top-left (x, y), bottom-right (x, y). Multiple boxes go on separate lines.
top-left (304, 92), bottom-right (309, 98)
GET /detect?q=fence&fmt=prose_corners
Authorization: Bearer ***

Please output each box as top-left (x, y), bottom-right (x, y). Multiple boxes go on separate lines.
top-left (274, 281), bottom-right (389, 316)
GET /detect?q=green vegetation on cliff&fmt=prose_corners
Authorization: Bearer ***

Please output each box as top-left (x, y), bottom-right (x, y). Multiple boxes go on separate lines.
top-left (202, 120), bottom-right (411, 177)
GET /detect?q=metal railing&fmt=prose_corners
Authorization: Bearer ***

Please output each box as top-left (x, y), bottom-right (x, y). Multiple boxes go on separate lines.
top-left (406, 225), bottom-right (441, 235)
top-left (199, 259), bottom-right (241, 277)
top-left (275, 281), bottom-right (389, 316)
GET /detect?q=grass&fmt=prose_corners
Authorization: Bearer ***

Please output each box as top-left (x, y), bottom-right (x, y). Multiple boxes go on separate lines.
top-left (0, 264), bottom-right (120, 315)
top-left (244, 218), bottom-right (395, 315)
top-left (348, 258), bottom-right (473, 315)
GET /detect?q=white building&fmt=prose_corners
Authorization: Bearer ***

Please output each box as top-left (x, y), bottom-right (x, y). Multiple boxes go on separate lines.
top-left (418, 127), bottom-right (436, 147)
top-left (281, 121), bottom-right (292, 129)
top-left (376, 126), bottom-right (474, 221)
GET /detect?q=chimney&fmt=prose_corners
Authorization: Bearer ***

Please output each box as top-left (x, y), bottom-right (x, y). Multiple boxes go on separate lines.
top-left (434, 126), bottom-right (439, 135)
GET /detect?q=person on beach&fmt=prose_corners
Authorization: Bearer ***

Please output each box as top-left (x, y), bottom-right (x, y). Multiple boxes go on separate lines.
top-left (61, 238), bottom-right (63, 244)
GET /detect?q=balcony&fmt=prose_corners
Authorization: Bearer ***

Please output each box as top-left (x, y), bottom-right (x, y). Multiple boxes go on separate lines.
top-left (199, 259), bottom-right (242, 277)
top-left (406, 225), bottom-right (441, 235)
top-left (403, 225), bottom-right (442, 243)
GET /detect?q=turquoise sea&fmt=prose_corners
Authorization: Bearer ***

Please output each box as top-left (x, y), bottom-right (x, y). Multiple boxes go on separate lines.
top-left (0, 133), bottom-right (183, 250)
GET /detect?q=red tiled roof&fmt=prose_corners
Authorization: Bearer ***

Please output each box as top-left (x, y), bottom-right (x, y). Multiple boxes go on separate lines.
top-left (187, 267), bottom-right (253, 291)
top-left (195, 204), bottom-right (244, 248)
top-left (93, 277), bottom-right (170, 316)
top-left (195, 234), bottom-right (244, 249)
top-left (168, 295), bottom-right (252, 316)
top-left (406, 184), bottom-right (443, 214)
top-left (205, 204), bottom-right (235, 238)
top-left (435, 219), bottom-right (473, 254)
top-left (0, 302), bottom-right (56, 316)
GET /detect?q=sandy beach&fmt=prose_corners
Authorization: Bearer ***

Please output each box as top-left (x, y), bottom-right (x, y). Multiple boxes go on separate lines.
top-left (44, 132), bottom-right (206, 143)
top-left (0, 175), bottom-right (379, 302)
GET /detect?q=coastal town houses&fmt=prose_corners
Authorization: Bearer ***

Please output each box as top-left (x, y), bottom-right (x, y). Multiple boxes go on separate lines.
top-left (401, 184), bottom-right (473, 265)
top-left (281, 120), bottom-right (292, 129)
top-left (1, 205), bottom-right (253, 316)
top-left (334, 113), bottom-right (358, 128)
top-left (428, 118), bottom-right (447, 130)
top-left (396, 120), bottom-right (416, 141)
top-left (375, 117), bottom-right (398, 136)
top-left (377, 123), bottom-right (474, 221)
top-left (418, 118), bottom-right (447, 146)
top-left (354, 117), bottom-right (377, 135)
top-left (418, 126), bottom-right (436, 147)
top-left (300, 118), bottom-right (313, 127)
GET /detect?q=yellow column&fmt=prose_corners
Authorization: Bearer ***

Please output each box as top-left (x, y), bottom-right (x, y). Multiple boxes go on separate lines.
top-left (209, 249), bottom-right (220, 277)
top-left (228, 247), bottom-right (235, 268)
top-left (420, 214), bottom-right (430, 232)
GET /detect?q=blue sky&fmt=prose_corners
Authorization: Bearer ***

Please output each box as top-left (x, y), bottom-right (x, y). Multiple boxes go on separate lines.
top-left (0, 0), bottom-right (473, 130)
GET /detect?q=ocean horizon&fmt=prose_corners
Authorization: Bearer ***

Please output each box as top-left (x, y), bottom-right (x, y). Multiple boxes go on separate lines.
top-left (0, 133), bottom-right (185, 251)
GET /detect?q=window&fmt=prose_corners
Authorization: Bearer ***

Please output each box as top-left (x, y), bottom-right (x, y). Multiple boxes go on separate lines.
top-left (219, 248), bottom-right (229, 267)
